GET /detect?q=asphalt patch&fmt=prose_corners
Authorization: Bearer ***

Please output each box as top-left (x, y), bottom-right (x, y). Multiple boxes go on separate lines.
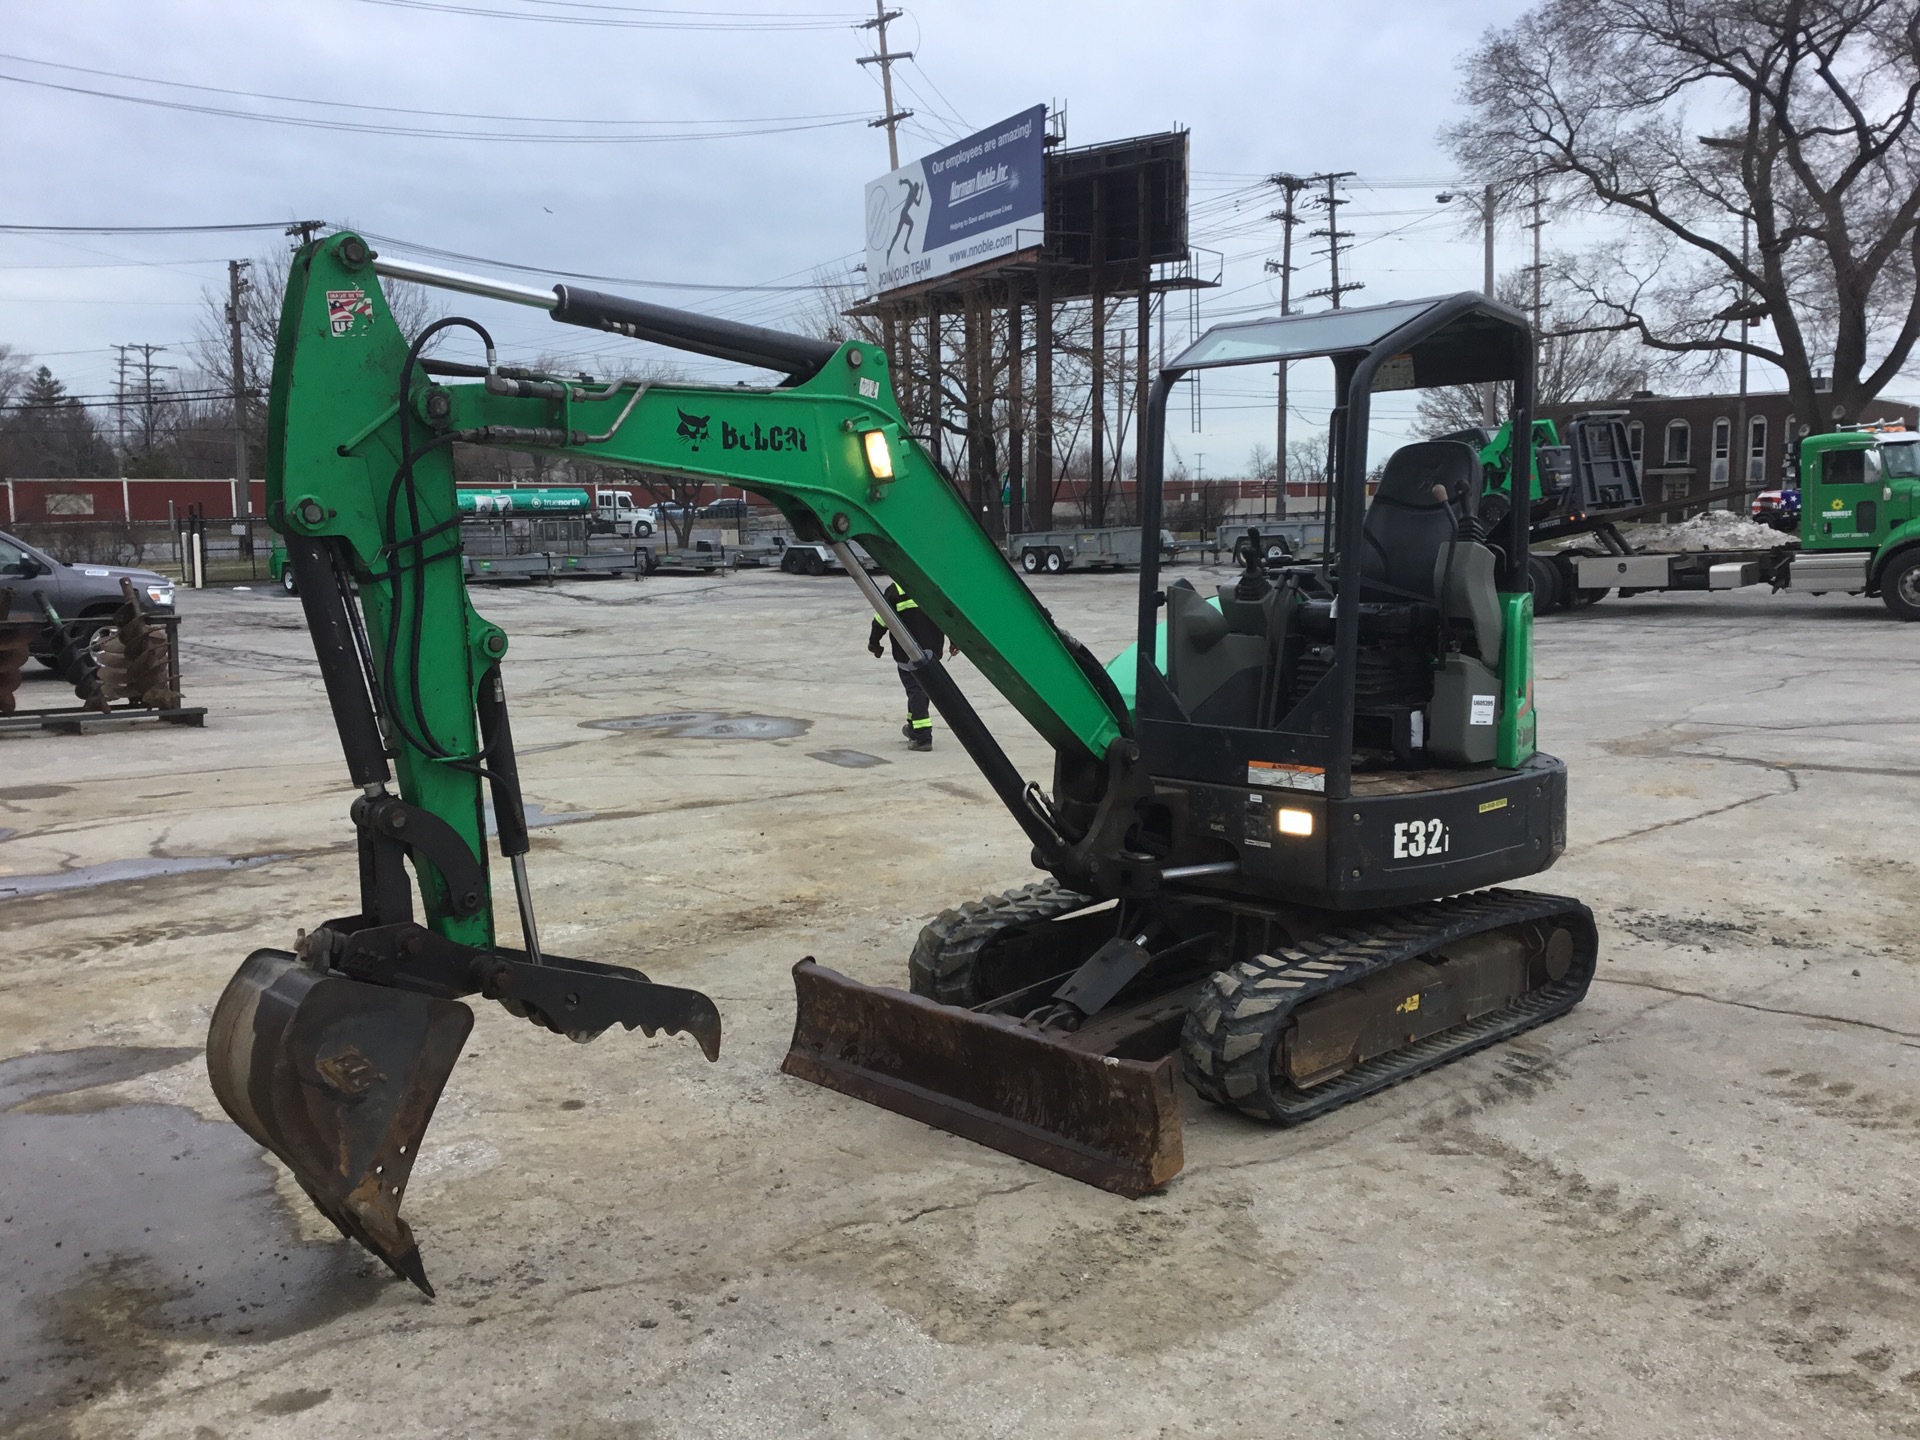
top-left (584, 712), bottom-right (811, 740)
top-left (807, 749), bottom-right (889, 769)
top-left (0, 854), bottom-right (288, 902)
top-left (0, 1046), bottom-right (384, 1429)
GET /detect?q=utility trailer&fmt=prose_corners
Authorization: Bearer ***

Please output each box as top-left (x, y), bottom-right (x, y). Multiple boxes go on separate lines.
top-left (774, 538), bottom-right (880, 575)
top-left (1008, 525), bottom-right (1176, 573)
top-left (1210, 518), bottom-right (1331, 564)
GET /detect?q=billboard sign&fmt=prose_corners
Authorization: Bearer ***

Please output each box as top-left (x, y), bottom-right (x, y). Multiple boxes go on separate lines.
top-left (864, 104), bottom-right (1046, 296)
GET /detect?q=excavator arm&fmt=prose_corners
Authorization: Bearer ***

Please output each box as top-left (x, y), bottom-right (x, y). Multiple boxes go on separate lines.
top-left (209, 233), bottom-right (1143, 1291)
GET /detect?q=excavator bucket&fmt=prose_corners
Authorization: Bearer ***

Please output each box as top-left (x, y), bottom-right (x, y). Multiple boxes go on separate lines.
top-left (207, 949), bottom-right (473, 1296)
top-left (783, 960), bottom-right (1184, 1196)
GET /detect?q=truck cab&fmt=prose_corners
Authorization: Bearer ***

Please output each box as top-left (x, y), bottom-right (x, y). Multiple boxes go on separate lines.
top-left (591, 490), bottom-right (655, 538)
top-left (1793, 427), bottom-right (1920, 618)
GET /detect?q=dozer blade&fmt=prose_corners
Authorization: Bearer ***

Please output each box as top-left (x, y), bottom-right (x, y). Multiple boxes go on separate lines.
top-left (782, 960), bottom-right (1183, 1197)
top-left (207, 948), bottom-right (473, 1297)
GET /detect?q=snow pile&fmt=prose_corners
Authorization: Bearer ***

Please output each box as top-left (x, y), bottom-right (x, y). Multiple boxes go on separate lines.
top-left (1618, 508), bottom-right (1791, 552)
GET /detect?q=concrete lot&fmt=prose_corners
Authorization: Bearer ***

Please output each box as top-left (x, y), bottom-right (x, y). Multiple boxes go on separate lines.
top-left (2, 567), bottom-right (1917, 1440)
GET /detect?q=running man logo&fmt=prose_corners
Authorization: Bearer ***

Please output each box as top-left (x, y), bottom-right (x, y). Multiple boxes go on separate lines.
top-left (676, 409), bottom-right (712, 452)
top-left (325, 289), bottom-right (374, 338)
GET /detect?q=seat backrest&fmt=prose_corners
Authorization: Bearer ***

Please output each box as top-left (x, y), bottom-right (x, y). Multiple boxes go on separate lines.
top-left (1359, 440), bottom-right (1479, 601)
top-left (1433, 539), bottom-right (1504, 662)
top-left (1166, 583), bottom-right (1267, 724)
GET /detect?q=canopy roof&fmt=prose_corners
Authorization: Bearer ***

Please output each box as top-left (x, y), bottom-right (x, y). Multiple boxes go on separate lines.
top-left (1171, 292), bottom-right (1530, 389)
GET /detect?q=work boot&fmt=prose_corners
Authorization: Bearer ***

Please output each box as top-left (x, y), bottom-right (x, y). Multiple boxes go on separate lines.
top-left (904, 722), bottom-right (933, 751)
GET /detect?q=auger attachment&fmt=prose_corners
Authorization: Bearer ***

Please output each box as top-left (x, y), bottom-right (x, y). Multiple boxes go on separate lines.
top-left (0, 588), bottom-right (30, 715)
top-left (97, 577), bottom-right (178, 708)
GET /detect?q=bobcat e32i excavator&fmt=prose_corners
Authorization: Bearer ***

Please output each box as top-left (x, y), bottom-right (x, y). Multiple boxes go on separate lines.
top-left (208, 233), bottom-right (1595, 1294)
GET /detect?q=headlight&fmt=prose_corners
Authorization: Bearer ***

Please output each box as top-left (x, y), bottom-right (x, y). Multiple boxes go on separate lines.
top-left (862, 429), bottom-right (894, 481)
top-left (146, 585), bottom-right (174, 606)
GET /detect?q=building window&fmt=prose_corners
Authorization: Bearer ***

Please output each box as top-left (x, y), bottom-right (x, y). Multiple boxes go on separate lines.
top-left (1747, 415), bottom-right (1768, 485)
top-left (1710, 417), bottom-right (1731, 496)
top-left (1628, 421), bottom-right (1644, 467)
top-left (1665, 419), bottom-right (1691, 466)
top-left (44, 493), bottom-right (95, 516)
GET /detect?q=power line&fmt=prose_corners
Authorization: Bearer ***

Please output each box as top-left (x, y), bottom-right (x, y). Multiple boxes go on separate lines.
top-left (353, 0), bottom-right (863, 28)
top-left (0, 72), bottom-right (871, 143)
top-left (0, 52), bottom-right (869, 128)
top-left (0, 222), bottom-right (303, 236)
top-left (357, 231), bottom-right (827, 292)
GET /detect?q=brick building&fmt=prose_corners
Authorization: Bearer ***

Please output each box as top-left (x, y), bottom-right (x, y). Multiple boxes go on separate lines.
top-left (1537, 388), bottom-right (1917, 516)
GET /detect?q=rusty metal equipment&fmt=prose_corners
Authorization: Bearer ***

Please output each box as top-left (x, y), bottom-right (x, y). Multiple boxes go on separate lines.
top-left (96, 577), bottom-right (179, 708)
top-left (0, 588), bottom-right (29, 715)
top-left (0, 583), bottom-right (203, 735)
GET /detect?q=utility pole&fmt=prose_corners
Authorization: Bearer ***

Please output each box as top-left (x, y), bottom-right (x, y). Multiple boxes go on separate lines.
top-left (112, 344), bottom-right (132, 459)
top-left (127, 344), bottom-right (172, 461)
top-left (856, 2), bottom-right (912, 169)
top-left (1265, 173), bottom-right (1311, 514)
top-left (227, 260), bottom-right (252, 517)
top-left (1525, 183), bottom-right (1546, 337)
top-left (1305, 171), bottom-right (1362, 309)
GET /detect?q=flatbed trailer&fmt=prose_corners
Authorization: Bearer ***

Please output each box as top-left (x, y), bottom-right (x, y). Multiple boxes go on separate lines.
top-left (1007, 525), bottom-right (1176, 573)
top-left (1524, 425), bottom-right (1920, 619)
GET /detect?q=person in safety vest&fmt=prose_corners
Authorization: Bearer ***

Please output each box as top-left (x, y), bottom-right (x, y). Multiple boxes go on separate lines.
top-left (867, 580), bottom-right (955, 751)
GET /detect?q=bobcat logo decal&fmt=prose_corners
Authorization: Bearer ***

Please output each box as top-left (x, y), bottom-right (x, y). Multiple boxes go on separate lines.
top-left (676, 409), bottom-right (711, 451)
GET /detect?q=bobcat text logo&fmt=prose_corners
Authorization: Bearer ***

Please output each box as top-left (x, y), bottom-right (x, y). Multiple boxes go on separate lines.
top-left (722, 421), bottom-right (809, 454)
top-left (676, 409), bottom-right (711, 451)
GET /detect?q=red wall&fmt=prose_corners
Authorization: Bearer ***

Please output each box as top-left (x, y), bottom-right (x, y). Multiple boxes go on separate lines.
top-left (3, 478), bottom-right (269, 525)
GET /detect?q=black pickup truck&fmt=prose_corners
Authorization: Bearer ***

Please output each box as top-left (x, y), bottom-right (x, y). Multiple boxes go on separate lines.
top-left (0, 528), bottom-right (176, 662)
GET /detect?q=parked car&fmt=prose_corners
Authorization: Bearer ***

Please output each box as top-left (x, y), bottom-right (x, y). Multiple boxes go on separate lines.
top-left (1751, 487), bottom-right (1800, 533)
top-left (698, 497), bottom-right (752, 522)
top-left (0, 528), bottom-right (174, 662)
top-left (644, 502), bottom-right (692, 527)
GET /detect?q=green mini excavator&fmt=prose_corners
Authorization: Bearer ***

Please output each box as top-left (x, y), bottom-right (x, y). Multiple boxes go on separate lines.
top-left (209, 234), bottom-right (1596, 1293)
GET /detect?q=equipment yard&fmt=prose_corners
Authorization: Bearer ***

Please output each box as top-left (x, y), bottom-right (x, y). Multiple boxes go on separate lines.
top-left (3, 569), bottom-right (1916, 1440)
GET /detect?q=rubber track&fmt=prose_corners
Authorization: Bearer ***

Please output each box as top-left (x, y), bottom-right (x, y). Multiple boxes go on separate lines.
top-left (908, 880), bottom-right (1093, 1006)
top-left (1180, 888), bottom-right (1597, 1124)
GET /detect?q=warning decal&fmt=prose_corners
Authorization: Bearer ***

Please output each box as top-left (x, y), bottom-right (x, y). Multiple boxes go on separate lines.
top-left (1247, 759), bottom-right (1326, 793)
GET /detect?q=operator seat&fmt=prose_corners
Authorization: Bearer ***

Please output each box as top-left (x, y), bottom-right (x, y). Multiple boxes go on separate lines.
top-left (1358, 439), bottom-right (1503, 662)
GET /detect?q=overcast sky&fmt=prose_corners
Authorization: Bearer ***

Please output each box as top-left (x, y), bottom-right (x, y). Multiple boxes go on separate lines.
top-left (0, 0), bottom-right (1791, 471)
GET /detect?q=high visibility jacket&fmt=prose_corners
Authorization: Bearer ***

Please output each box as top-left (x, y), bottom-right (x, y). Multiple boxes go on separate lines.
top-left (868, 580), bottom-right (945, 661)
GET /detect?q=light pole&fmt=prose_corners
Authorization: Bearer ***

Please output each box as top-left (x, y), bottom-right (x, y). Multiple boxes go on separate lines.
top-left (1700, 134), bottom-right (1758, 496)
top-left (1438, 185), bottom-right (1498, 427)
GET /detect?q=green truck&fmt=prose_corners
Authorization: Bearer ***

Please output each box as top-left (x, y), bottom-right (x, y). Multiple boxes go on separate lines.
top-left (1455, 415), bottom-right (1920, 620)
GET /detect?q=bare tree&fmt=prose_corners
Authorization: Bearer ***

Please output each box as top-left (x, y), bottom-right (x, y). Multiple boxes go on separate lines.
top-left (1448, 0), bottom-right (1920, 435)
top-left (1417, 268), bottom-right (1649, 432)
top-left (192, 241), bottom-right (445, 474)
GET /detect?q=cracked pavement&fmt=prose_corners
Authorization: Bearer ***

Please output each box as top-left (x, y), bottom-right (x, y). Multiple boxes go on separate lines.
top-left (0, 573), bottom-right (1916, 1439)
